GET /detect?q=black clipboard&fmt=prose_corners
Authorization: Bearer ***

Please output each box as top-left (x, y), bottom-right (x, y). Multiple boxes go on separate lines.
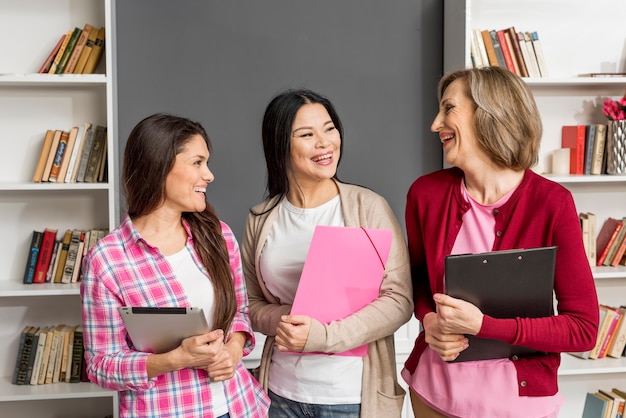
top-left (444, 246), bottom-right (557, 362)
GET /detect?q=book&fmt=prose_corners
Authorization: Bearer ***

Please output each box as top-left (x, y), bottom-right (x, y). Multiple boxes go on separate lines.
top-left (46, 324), bottom-right (65, 384)
top-left (570, 305), bottom-right (607, 359)
top-left (59, 325), bottom-right (74, 382)
top-left (63, 326), bottom-right (77, 382)
top-left (488, 30), bottom-right (507, 68)
top-left (469, 29), bottom-right (484, 68)
top-left (12, 326), bottom-right (33, 384)
top-left (522, 32), bottom-right (541, 78)
top-left (48, 29), bottom-right (73, 74)
top-left (82, 27), bottom-right (105, 74)
top-left (22, 230), bottom-right (43, 284)
top-left (472, 29), bottom-right (489, 69)
top-left (24, 327), bottom-right (42, 385)
top-left (30, 327), bottom-right (48, 385)
top-left (74, 27), bottom-right (100, 74)
top-left (69, 326), bottom-right (84, 383)
top-left (63, 24), bottom-right (94, 74)
top-left (61, 229), bottom-right (84, 283)
top-left (97, 132), bottom-right (108, 182)
top-left (53, 229), bottom-right (73, 283)
top-left (41, 130), bottom-right (63, 182)
top-left (610, 225), bottom-right (626, 267)
top-left (32, 130), bottom-right (56, 182)
top-left (596, 390), bottom-right (618, 418)
top-left (37, 327), bottom-right (55, 385)
top-left (596, 217), bottom-right (623, 266)
top-left (506, 27), bottom-right (528, 77)
top-left (480, 29), bottom-right (499, 67)
top-left (54, 27), bottom-right (82, 74)
top-left (76, 126), bottom-right (96, 182)
top-left (561, 125), bottom-right (586, 175)
top-left (580, 213), bottom-right (592, 266)
top-left (598, 305), bottom-right (623, 358)
top-left (501, 29), bottom-right (521, 75)
top-left (606, 390), bottom-right (626, 418)
top-left (14, 326), bottom-right (39, 385)
top-left (587, 213), bottom-right (598, 266)
top-left (48, 131), bottom-right (70, 182)
top-left (591, 124), bottom-right (608, 175)
top-left (603, 218), bottom-right (626, 266)
top-left (66, 123), bottom-right (90, 183)
top-left (589, 305), bottom-right (618, 359)
top-left (495, 29), bottom-right (519, 75)
top-left (46, 240), bottom-right (60, 283)
top-left (530, 31), bottom-right (548, 77)
top-left (84, 125), bottom-right (106, 182)
top-left (56, 126), bottom-right (80, 183)
top-left (517, 31), bottom-right (536, 77)
top-left (32, 228), bottom-right (58, 284)
top-left (582, 392), bottom-right (609, 418)
top-left (607, 307), bottom-right (626, 358)
top-left (70, 231), bottom-right (86, 283)
top-left (38, 34), bottom-right (66, 74)
top-left (583, 124), bottom-right (597, 175)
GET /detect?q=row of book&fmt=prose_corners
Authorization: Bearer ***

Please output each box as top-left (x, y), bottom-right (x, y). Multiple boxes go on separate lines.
top-left (32, 123), bottom-right (108, 184)
top-left (581, 215), bottom-right (626, 269)
top-left (582, 388), bottom-right (626, 418)
top-left (470, 27), bottom-right (548, 78)
top-left (570, 304), bottom-right (626, 360)
top-left (560, 124), bottom-right (609, 176)
top-left (12, 324), bottom-right (86, 386)
top-left (22, 228), bottom-right (107, 285)
top-left (38, 23), bottom-right (105, 74)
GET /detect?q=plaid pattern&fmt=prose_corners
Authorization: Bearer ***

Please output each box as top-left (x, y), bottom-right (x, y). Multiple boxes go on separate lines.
top-left (81, 215), bottom-right (269, 417)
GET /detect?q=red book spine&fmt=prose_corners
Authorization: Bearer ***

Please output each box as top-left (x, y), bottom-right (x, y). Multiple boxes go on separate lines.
top-left (561, 125), bottom-right (586, 175)
top-left (32, 229), bottom-right (57, 283)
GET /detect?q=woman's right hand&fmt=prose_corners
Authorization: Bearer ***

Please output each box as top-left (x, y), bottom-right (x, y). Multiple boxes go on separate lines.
top-left (422, 312), bottom-right (468, 361)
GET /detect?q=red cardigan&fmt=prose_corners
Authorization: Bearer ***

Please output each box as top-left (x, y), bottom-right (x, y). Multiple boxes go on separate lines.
top-left (404, 168), bottom-right (599, 396)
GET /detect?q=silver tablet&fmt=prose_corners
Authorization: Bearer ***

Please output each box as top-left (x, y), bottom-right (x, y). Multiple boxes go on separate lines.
top-left (117, 307), bottom-right (210, 354)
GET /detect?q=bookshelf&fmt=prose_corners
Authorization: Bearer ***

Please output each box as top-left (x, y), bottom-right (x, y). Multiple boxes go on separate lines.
top-left (444, 0), bottom-right (626, 416)
top-left (0, 0), bottom-right (118, 417)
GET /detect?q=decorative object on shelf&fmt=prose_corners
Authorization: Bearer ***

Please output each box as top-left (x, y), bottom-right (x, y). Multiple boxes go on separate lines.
top-left (603, 91), bottom-right (626, 174)
top-left (552, 148), bottom-right (570, 175)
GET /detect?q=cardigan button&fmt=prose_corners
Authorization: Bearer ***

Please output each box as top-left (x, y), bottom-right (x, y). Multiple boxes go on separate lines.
top-left (493, 209), bottom-right (500, 215)
top-left (511, 355), bottom-right (519, 361)
top-left (496, 231), bottom-right (503, 237)
top-left (520, 381), bottom-right (527, 387)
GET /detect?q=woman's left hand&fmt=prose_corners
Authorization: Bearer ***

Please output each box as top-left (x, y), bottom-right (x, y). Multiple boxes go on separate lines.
top-left (204, 332), bottom-right (245, 382)
top-left (433, 293), bottom-right (484, 336)
top-left (275, 315), bottom-right (312, 352)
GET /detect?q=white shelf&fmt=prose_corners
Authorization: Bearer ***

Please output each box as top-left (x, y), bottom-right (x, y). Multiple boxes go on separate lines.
top-left (0, 182), bottom-right (109, 191)
top-left (559, 353), bottom-right (626, 376)
top-left (0, 376), bottom-right (116, 402)
top-left (542, 174), bottom-right (626, 184)
top-left (0, 282), bottom-right (80, 297)
top-left (0, 74), bottom-right (106, 86)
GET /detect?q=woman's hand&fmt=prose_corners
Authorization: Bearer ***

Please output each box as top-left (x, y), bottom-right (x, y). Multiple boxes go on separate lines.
top-left (275, 314), bottom-right (312, 352)
top-left (422, 294), bottom-right (483, 361)
top-left (204, 332), bottom-right (245, 382)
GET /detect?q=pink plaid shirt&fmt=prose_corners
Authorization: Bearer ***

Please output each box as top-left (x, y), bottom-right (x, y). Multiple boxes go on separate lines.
top-left (80, 215), bottom-right (269, 418)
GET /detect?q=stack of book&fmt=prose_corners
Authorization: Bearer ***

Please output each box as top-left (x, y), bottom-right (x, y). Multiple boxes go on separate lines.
top-left (32, 124), bottom-right (108, 184)
top-left (570, 304), bottom-right (626, 360)
top-left (22, 228), bottom-right (108, 285)
top-left (559, 124), bottom-right (609, 176)
top-left (12, 324), bottom-right (86, 386)
top-left (37, 23), bottom-right (105, 74)
top-left (470, 27), bottom-right (547, 78)
top-left (581, 388), bottom-right (626, 418)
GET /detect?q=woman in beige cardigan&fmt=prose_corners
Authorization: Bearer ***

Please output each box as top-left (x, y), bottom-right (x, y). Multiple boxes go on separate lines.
top-left (241, 88), bottom-right (413, 418)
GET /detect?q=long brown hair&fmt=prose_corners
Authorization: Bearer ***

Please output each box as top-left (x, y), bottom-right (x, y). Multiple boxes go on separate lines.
top-left (122, 113), bottom-right (236, 332)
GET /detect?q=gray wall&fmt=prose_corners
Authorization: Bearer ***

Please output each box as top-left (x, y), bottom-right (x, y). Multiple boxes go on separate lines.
top-left (115, 1), bottom-right (443, 240)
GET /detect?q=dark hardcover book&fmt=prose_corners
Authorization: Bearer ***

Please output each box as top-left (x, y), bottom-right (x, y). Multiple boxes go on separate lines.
top-left (54, 229), bottom-right (73, 283)
top-left (12, 326), bottom-right (31, 384)
top-left (61, 229), bottom-right (84, 284)
top-left (76, 126), bottom-right (96, 182)
top-left (69, 326), bottom-right (84, 383)
top-left (22, 231), bottom-right (44, 284)
top-left (84, 125), bottom-right (106, 183)
top-left (48, 131), bottom-right (70, 182)
top-left (54, 27), bottom-right (82, 74)
top-left (32, 228), bottom-right (58, 284)
top-left (583, 124), bottom-right (596, 175)
top-left (13, 326), bottom-right (39, 385)
top-left (24, 328), bottom-right (42, 384)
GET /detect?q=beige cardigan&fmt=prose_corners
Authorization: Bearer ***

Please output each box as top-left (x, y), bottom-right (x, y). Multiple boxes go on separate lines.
top-left (241, 181), bottom-right (413, 417)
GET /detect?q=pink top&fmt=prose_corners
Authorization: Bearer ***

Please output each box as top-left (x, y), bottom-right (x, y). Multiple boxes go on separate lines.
top-left (402, 181), bottom-right (563, 418)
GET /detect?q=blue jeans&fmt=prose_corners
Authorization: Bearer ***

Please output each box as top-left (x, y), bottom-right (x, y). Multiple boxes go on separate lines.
top-left (268, 390), bottom-right (361, 418)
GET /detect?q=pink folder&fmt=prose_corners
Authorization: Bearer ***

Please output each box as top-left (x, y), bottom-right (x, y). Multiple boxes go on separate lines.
top-left (290, 225), bottom-right (392, 356)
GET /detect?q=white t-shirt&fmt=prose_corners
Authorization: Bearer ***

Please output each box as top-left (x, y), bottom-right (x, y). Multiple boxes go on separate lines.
top-left (260, 196), bottom-right (364, 404)
top-left (166, 247), bottom-right (228, 416)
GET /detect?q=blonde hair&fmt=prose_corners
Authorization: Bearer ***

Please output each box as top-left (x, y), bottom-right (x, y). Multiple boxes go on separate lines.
top-left (438, 67), bottom-right (542, 170)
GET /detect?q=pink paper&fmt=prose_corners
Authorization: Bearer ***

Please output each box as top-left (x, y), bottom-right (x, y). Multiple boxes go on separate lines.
top-left (290, 225), bottom-right (392, 356)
